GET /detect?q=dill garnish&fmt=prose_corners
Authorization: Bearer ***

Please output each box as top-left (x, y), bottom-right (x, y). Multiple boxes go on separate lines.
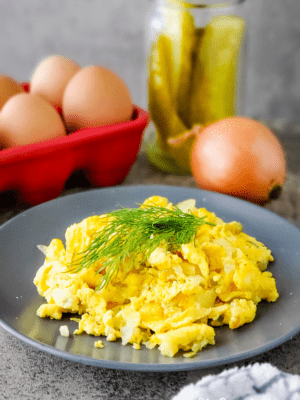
top-left (69, 203), bottom-right (215, 291)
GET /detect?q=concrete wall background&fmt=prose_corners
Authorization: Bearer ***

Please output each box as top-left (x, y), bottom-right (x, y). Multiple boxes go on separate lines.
top-left (0, 0), bottom-right (299, 122)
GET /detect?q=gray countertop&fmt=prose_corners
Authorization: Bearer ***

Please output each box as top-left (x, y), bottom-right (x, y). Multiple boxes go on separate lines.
top-left (1, 127), bottom-right (300, 400)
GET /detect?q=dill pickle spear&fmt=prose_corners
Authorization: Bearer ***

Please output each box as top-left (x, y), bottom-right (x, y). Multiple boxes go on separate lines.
top-left (189, 15), bottom-right (245, 127)
top-left (161, 3), bottom-right (196, 127)
top-left (147, 4), bottom-right (196, 173)
top-left (148, 34), bottom-right (187, 149)
top-left (148, 34), bottom-right (193, 173)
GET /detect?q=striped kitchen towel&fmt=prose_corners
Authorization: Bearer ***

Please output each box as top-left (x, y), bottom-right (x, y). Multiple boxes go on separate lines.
top-left (172, 363), bottom-right (300, 400)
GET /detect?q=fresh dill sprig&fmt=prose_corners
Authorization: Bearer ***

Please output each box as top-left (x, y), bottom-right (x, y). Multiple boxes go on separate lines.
top-left (69, 203), bottom-right (215, 291)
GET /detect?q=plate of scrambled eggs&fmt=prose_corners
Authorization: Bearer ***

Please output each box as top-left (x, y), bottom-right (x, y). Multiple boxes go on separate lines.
top-left (1, 185), bottom-right (300, 371)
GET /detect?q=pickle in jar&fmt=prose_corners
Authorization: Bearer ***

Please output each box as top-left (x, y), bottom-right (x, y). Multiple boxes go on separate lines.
top-left (148, 7), bottom-right (196, 173)
top-left (160, 3), bottom-right (196, 127)
top-left (189, 14), bottom-right (246, 127)
top-left (148, 35), bottom-right (187, 149)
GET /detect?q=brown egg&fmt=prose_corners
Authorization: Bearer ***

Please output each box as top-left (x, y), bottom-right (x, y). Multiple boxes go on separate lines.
top-left (62, 65), bottom-right (133, 131)
top-left (0, 93), bottom-right (66, 148)
top-left (30, 55), bottom-right (81, 109)
top-left (0, 75), bottom-right (25, 111)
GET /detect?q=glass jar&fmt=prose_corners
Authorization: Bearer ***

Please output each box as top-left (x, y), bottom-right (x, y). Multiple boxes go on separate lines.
top-left (145, 0), bottom-right (248, 174)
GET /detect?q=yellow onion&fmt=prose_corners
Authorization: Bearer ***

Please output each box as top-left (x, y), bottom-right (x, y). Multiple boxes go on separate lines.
top-left (169, 117), bottom-right (286, 204)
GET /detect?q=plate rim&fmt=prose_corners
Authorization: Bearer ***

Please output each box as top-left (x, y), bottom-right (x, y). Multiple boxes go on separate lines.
top-left (1, 317), bottom-right (300, 372)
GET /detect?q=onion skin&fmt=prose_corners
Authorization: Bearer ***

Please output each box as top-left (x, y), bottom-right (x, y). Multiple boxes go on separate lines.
top-left (190, 117), bottom-right (286, 204)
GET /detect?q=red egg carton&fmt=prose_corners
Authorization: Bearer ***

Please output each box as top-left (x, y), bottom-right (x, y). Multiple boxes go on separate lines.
top-left (0, 83), bottom-right (149, 205)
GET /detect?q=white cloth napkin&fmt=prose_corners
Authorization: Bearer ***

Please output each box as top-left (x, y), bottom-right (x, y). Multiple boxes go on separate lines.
top-left (172, 363), bottom-right (300, 400)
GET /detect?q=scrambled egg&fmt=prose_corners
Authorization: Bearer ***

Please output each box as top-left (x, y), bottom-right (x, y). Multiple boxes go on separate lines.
top-left (59, 325), bottom-right (70, 337)
top-left (33, 196), bottom-right (279, 358)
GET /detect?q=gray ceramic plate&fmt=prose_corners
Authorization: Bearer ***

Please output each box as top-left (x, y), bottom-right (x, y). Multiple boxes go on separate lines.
top-left (1, 185), bottom-right (300, 371)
